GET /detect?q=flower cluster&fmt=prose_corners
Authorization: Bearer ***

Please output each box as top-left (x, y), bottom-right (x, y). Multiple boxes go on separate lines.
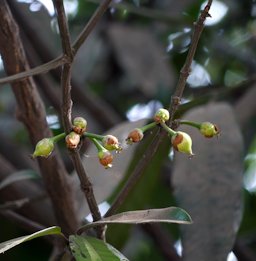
top-left (125, 108), bottom-right (219, 157)
top-left (32, 109), bottom-right (219, 167)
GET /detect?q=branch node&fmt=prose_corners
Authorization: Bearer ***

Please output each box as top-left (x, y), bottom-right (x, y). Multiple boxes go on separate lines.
top-left (171, 96), bottom-right (181, 106)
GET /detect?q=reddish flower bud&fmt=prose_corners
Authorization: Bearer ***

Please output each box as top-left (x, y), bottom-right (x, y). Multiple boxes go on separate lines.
top-left (200, 122), bottom-right (220, 138)
top-left (171, 131), bottom-right (194, 156)
top-left (102, 135), bottom-right (121, 151)
top-left (126, 128), bottom-right (144, 144)
top-left (98, 149), bottom-right (113, 169)
top-left (65, 132), bottom-right (80, 149)
top-left (73, 117), bottom-right (87, 135)
top-left (154, 108), bottom-right (170, 123)
top-left (32, 138), bottom-right (54, 158)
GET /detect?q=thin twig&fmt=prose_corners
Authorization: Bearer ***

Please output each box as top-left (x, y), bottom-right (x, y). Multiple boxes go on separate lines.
top-left (0, 0), bottom-right (78, 236)
top-left (53, 0), bottom-right (74, 132)
top-left (69, 152), bottom-right (102, 223)
top-left (105, 128), bottom-right (164, 217)
top-left (169, 0), bottom-right (213, 122)
top-left (0, 56), bottom-right (66, 85)
top-left (0, 0), bottom-right (112, 86)
top-left (53, 0), bottom-right (73, 60)
top-left (105, 0), bottom-right (213, 217)
top-left (53, 0), bottom-right (110, 239)
top-left (72, 0), bottom-right (112, 55)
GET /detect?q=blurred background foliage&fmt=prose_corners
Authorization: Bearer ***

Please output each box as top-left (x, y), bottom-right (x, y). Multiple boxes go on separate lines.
top-left (1, 0), bottom-right (256, 260)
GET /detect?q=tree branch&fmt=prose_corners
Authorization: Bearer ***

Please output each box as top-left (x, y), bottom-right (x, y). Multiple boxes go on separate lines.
top-left (69, 152), bottom-right (102, 223)
top-left (53, 0), bottom-right (73, 60)
top-left (53, 0), bottom-right (111, 239)
top-left (0, 0), bottom-right (112, 86)
top-left (105, 128), bottom-right (163, 217)
top-left (105, 0), bottom-right (213, 217)
top-left (0, 56), bottom-right (66, 85)
top-left (72, 0), bottom-right (112, 55)
top-left (169, 0), bottom-right (213, 121)
top-left (8, 0), bottom-right (121, 129)
top-left (54, 0), bottom-right (74, 132)
top-left (0, 0), bottom-right (78, 235)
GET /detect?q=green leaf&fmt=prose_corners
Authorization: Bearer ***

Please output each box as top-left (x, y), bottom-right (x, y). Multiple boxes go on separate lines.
top-left (78, 207), bottom-right (192, 233)
top-left (0, 169), bottom-right (39, 191)
top-left (69, 235), bottom-right (129, 261)
top-left (0, 226), bottom-right (61, 254)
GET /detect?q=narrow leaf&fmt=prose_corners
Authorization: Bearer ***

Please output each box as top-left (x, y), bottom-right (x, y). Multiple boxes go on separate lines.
top-left (78, 207), bottom-right (192, 233)
top-left (0, 226), bottom-right (61, 254)
top-left (0, 170), bottom-right (39, 191)
top-left (69, 235), bottom-right (129, 261)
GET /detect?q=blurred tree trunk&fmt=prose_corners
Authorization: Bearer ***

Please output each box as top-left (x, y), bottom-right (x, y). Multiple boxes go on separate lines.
top-left (0, 0), bottom-right (78, 236)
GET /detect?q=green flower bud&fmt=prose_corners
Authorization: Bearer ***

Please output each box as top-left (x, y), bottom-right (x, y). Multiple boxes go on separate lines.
top-left (200, 122), bottom-right (220, 138)
top-left (171, 131), bottom-right (194, 156)
top-left (154, 108), bottom-right (170, 123)
top-left (32, 138), bottom-right (54, 158)
top-left (102, 135), bottom-right (121, 151)
top-left (65, 131), bottom-right (81, 149)
top-left (98, 149), bottom-right (113, 169)
top-left (126, 128), bottom-right (144, 144)
top-left (73, 117), bottom-right (87, 135)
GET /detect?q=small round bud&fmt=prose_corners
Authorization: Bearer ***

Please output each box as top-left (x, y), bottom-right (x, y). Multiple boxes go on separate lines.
top-left (126, 128), bottom-right (144, 144)
top-left (32, 138), bottom-right (54, 158)
top-left (73, 117), bottom-right (87, 135)
top-left (98, 150), bottom-right (113, 169)
top-left (154, 108), bottom-right (170, 123)
top-left (102, 135), bottom-right (121, 151)
top-left (200, 122), bottom-right (220, 138)
top-left (65, 132), bottom-right (80, 149)
top-left (171, 131), bottom-right (194, 156)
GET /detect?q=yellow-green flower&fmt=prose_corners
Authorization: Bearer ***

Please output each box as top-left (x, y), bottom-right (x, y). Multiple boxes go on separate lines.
top-left (73, 117), bottom-right (87, 135)
top-left (171, 131), bottom-right (194, 156)
top-left (102, 135), bottom-right (121, 151)
top-left (98, 149), bottom-right (113, 169)
top-left (154, 108), bottom-right (170, 123)
top-left (32, 138), bottom-right (54, 158)
top-left (200, 122), bottom-right (220, 138)
top-left (126, 128), bottom-right (144, 144)
top-left (65, 131), bottom-right (81, 149)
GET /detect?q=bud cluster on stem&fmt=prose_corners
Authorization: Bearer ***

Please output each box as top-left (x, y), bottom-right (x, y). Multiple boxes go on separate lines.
top-left (32, 110), bottom-right (219, 167)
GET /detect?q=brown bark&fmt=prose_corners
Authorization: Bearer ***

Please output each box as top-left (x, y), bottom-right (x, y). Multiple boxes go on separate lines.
top-left (0, 1), bottom-right (78, 235)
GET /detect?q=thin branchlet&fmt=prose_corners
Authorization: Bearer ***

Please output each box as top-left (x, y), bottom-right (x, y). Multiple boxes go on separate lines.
top-left (53, 0), bottom-right (112, 239)
top-left (105, 0), bottom-right (213, 218)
